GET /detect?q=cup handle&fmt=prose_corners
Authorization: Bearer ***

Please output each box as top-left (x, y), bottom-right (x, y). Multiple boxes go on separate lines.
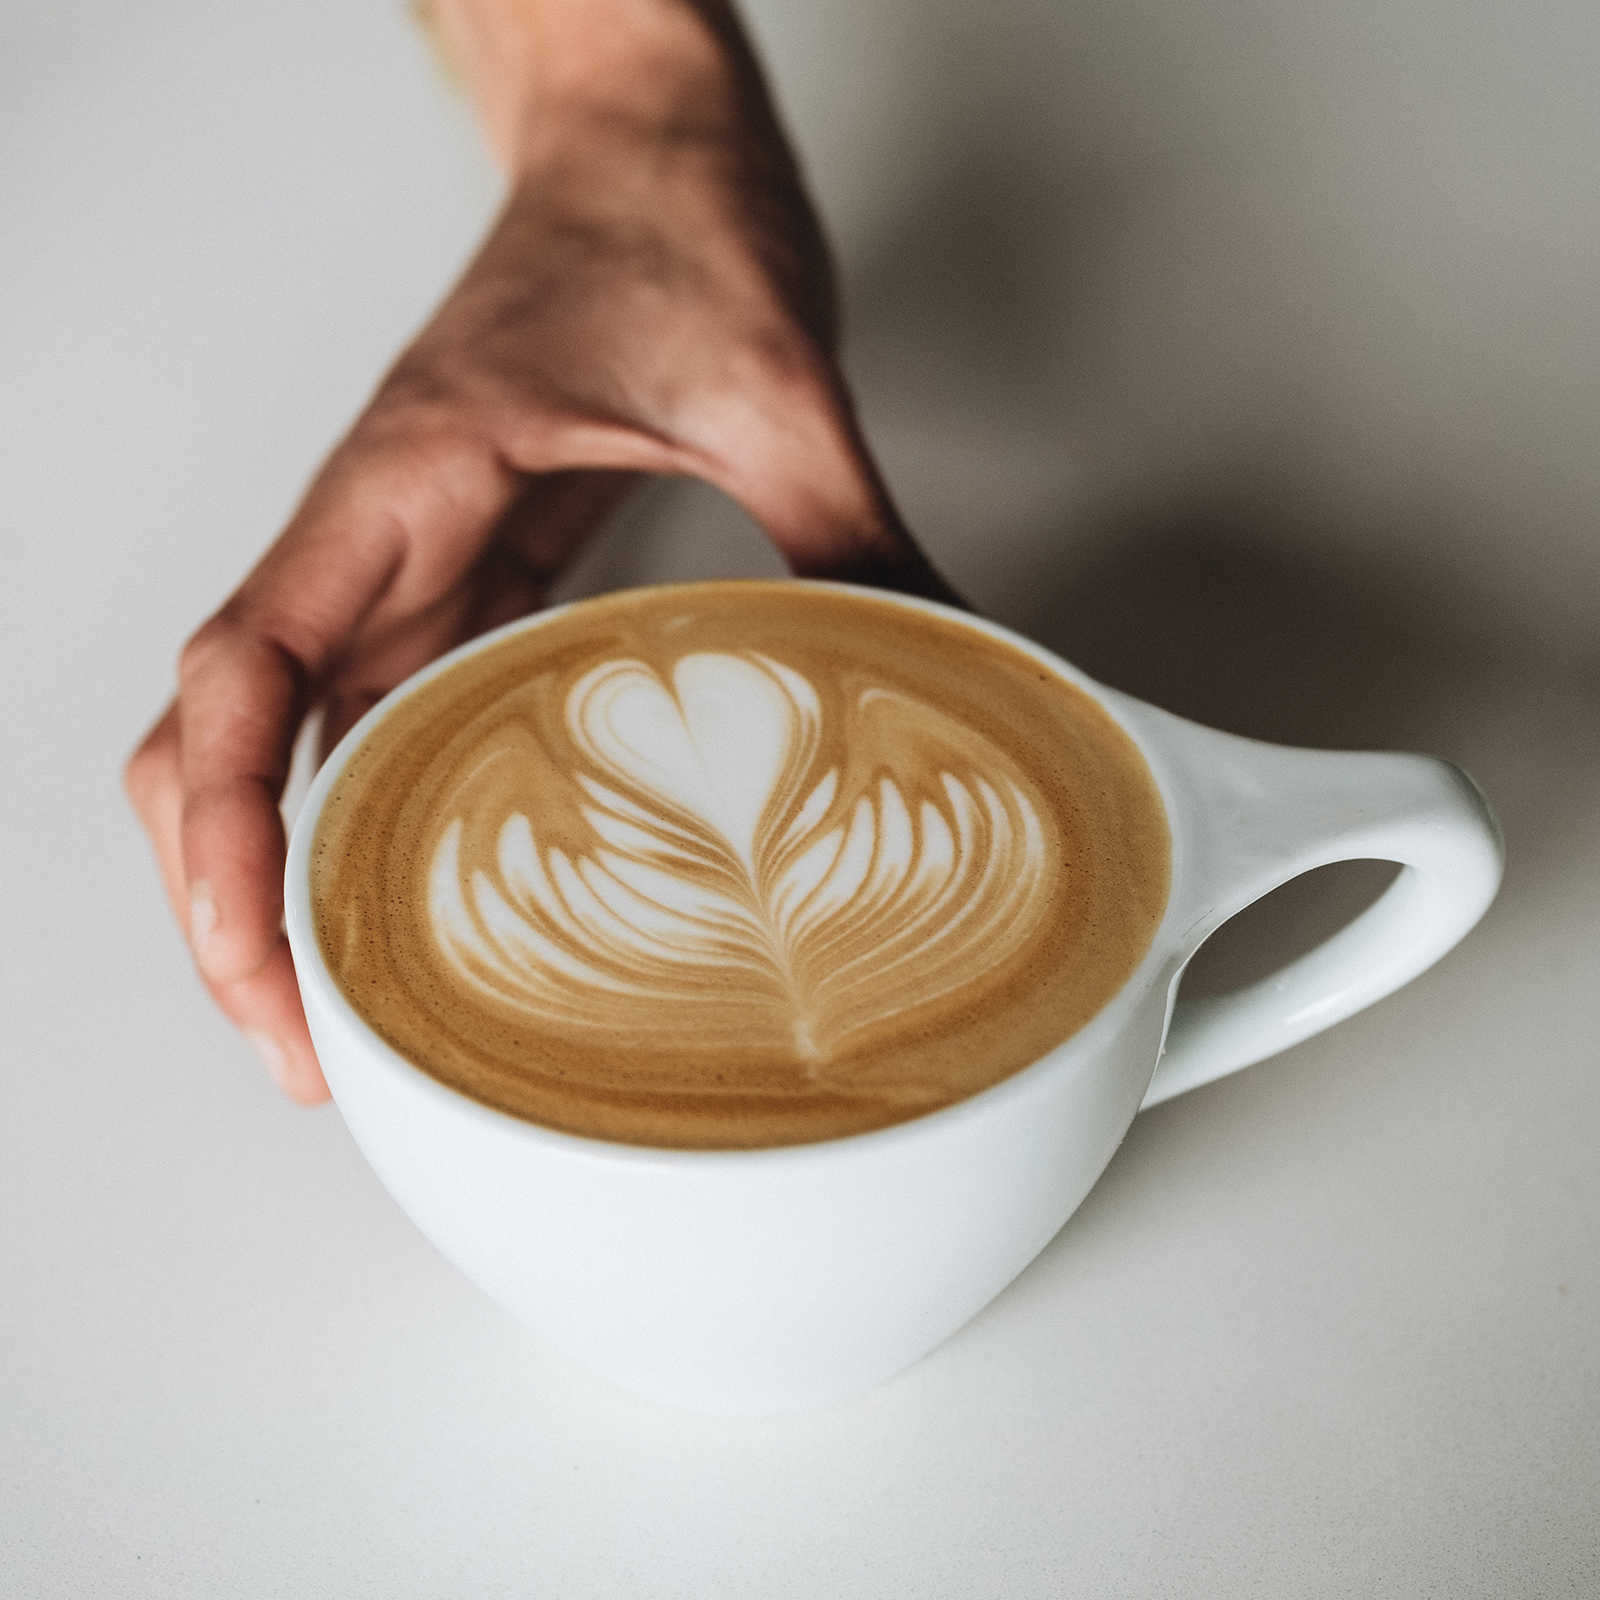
top-left (1104, 700), bottom-right (1505, 1110)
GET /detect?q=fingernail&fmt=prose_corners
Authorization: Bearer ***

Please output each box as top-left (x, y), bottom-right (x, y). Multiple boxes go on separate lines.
top-left (246, 1030), bottom-right (291, 1092)
top-left (189, 880), bottom-right (220, 969)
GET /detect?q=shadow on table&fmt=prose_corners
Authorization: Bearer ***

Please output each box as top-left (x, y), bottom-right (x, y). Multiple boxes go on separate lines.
top-left (836, 135), bottom-right (1590, 996)
top-left (982, 505), bottom-right (1489, 997)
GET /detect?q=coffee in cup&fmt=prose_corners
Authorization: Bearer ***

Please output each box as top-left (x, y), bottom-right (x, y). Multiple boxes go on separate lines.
top-left (310, 580), bottom-right (1170, 1148)
top-left (287, 579), bottom-right (1502, 1410)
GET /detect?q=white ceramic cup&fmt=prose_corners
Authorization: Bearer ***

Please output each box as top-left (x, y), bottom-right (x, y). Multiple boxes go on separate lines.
top-left (284, 583), bottom-right (1503, 1413)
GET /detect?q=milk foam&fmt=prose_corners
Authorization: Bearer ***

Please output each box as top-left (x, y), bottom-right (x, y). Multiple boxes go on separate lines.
top-left (428, 651), bottom-right (1050, 1062)
top-left (312, 581), bottom-right (1171, 1147)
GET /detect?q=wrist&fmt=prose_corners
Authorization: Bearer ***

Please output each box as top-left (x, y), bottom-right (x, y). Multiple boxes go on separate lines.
top-left (428, 0), bottom-right (747, 174)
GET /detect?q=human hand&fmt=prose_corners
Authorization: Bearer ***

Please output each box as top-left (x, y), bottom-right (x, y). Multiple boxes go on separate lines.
top-left (125, 0), bottom-right (957, 1102)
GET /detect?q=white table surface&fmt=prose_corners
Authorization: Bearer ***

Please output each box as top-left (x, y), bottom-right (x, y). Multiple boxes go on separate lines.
top-left (3, 1), bottom-right (1596, 1593)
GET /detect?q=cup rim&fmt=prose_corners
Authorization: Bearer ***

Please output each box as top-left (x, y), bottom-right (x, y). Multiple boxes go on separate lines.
top-left (283, 578), bottom-right (1190, 1169)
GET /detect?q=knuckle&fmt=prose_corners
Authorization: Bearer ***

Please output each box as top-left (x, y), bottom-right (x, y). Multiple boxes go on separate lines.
top-left (339, 396), bottom-right (486, 504)
top-left (341, 416), bottom-right (508, 536)
top-left (123, 737), bottom-right (163, 808)
top-left (176, 613), bottom-right (239, 687)
top-left (123, 709), bottom-right (180, 812)
top-left (371, 354), bottom-right (455, 417)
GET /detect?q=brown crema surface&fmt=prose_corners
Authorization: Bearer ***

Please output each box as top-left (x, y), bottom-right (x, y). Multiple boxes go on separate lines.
top-left (311, 582), bottom-right (1170, 1148)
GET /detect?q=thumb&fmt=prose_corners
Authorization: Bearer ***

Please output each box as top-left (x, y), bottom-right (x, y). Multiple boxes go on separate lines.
top-left (680, 362), bottom-right (966, 607)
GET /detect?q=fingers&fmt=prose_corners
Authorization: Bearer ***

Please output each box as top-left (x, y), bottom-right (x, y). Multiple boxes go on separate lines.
top-left (489, 468), bottom-right (640, 598)
top-left (175, 626), bottom-right (305, 987)
top-left (176, 424), bottom-right (515, 976)
top-left (125, 705), bottom-right (327, 1103)
top-left (131, 679), bottom-right (284, 994)
top-left (204, 939), bottom-right (329, 1105)
top-left (125, 703), bottom-right (192, 935)
top-left (130, 416), bottom-right (523, 1101)
top-left (310, 468), bottom-right (639, 759)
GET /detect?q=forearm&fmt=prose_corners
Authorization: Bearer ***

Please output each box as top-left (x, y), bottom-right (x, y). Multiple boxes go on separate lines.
top-left (427, 0), bottom-right (836, 354)
top-left (427, 0), bottom-right (763, 171)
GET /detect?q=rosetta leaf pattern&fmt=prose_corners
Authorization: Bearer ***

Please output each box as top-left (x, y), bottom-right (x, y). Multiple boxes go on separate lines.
top-left (429, 652), bottom-right (1050, 1063)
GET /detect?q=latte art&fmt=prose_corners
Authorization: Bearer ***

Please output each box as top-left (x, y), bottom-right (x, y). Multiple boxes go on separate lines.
top-left (429, 651), bottom-right (1050, 1063)
top-left (312, 582), bottom-right (1170, 1148)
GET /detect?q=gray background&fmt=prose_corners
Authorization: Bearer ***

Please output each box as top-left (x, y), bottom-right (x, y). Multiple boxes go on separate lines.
top-left (2, 0), bottom-right (1596, 1592)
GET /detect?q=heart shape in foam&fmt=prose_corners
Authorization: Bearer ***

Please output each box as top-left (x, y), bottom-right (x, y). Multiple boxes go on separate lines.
top-left (569, 653), bottom-right (817, 871)
top-left (428, 648), bottom-right (1051, 1066)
